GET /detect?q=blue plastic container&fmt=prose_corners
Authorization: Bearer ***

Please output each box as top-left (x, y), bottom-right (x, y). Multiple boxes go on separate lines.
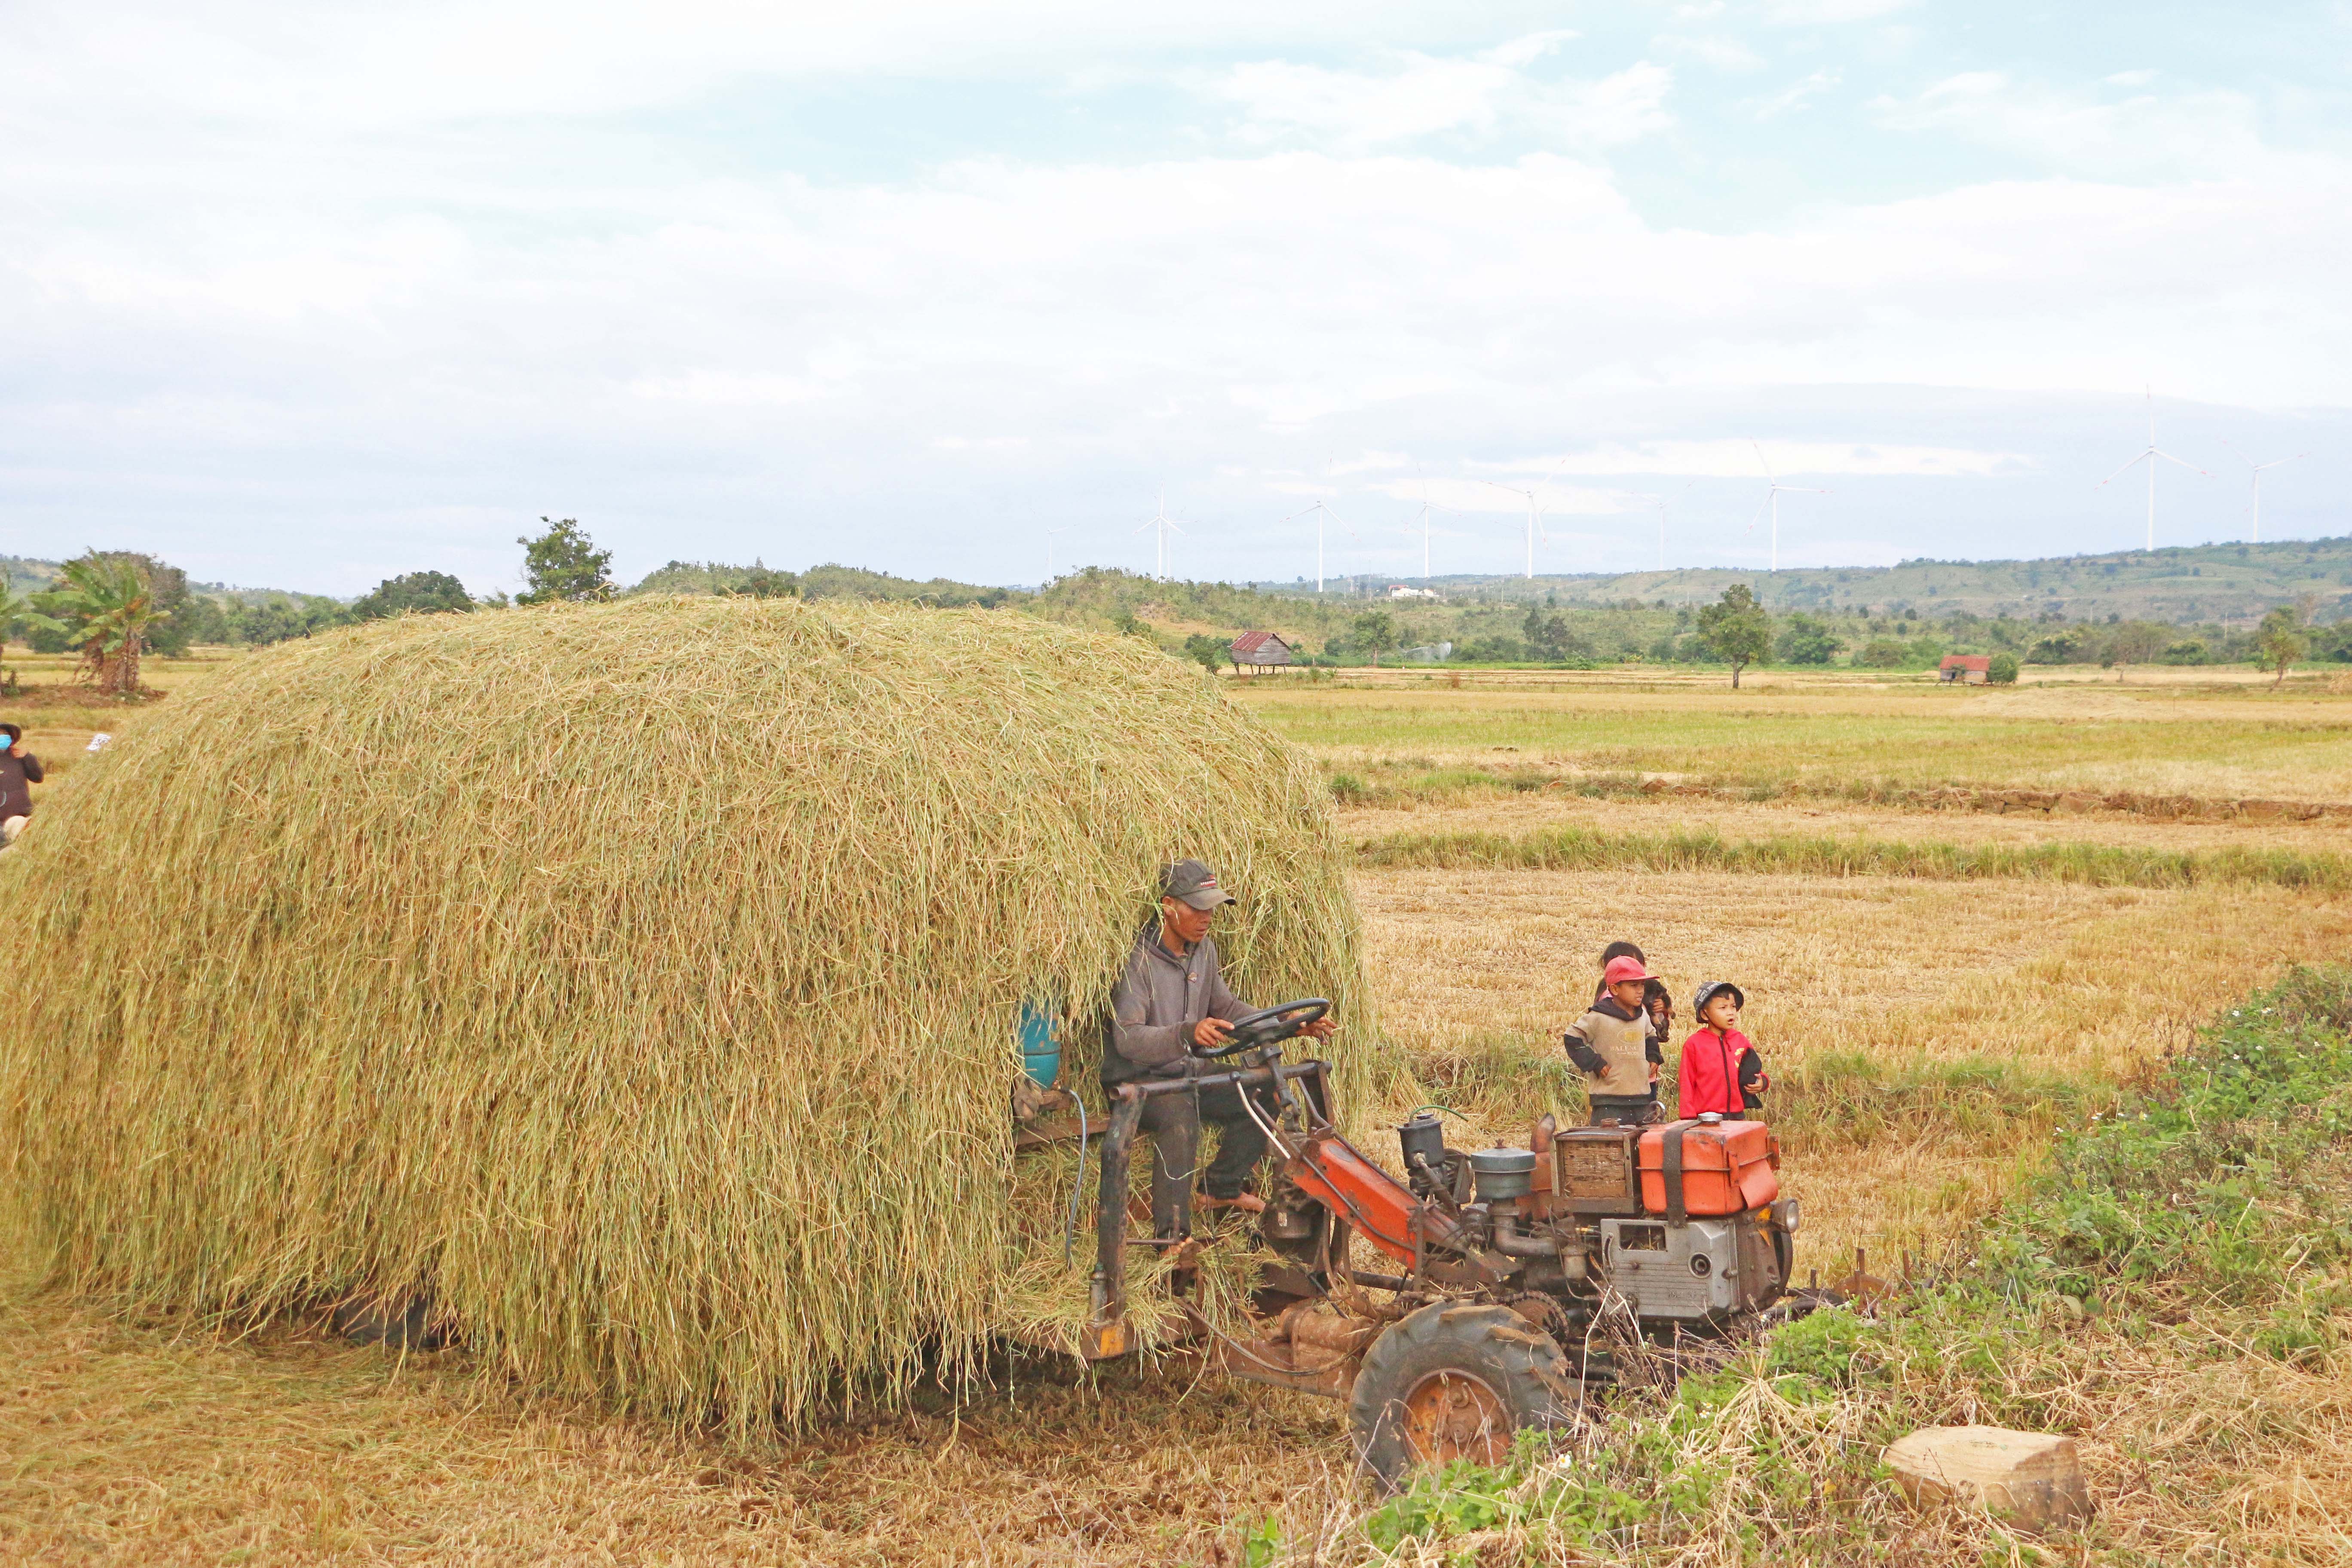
top-left (1018, 1001), bottom-right (1060, 1088)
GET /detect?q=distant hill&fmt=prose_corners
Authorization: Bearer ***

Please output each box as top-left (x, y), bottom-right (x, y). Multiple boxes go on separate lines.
top-left (0, 557), bottom-right (62, 592)
top-left (632, 559), bottom-right (1019, 607)
top-left (0, 555), bottom-right (314, 608)
top-left (1259, 534), bottom-right (2352, 626)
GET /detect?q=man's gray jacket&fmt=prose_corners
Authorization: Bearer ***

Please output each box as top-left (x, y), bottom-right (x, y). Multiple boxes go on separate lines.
top-left (1100, 926), bottom-right (1252, 1085)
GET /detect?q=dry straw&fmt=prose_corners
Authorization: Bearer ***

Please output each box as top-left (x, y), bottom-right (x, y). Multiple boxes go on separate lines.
top-left (0, 597), bottom-right (1390, 1433)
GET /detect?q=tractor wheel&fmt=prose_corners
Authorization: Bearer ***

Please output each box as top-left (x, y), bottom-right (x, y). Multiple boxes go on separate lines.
top-left (1347, 1302), bottom-right (1580, 1488)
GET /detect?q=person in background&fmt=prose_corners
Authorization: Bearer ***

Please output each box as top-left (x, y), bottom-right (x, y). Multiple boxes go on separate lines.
top-left (1642, 979), bottom-right (1675, 1055)
top-left (1593, 940), bottom-right (1646, 1006)
top-left (0, 723), bottom-right (43, 847)
top-left (1565, 953), bottom-right (1663, 1124)
top-left (1678, 982), bottom-right (1770, 1120)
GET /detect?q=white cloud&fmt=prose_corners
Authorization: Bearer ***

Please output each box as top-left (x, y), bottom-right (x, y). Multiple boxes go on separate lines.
top-left (1874, 71), bottom-right (2266, 178)
top-left (1466, 442), bottom-right (2033, 478)
top-left (1479, 29), bottom-right (1581, 69)
top-left (1764, 0), bottom-right (1915, 23)
top-left (632, 371), bottom-right (836, 407)
top-left (1651, 32), bottom-right (1767, 73)
top-left (0, 1), bottom-right (1535, 129)
top-left (1749, 67), bottom-right (1841, 119)
top-left (1386, 478), bottom-right (1648, 514)
top-left (1212, 46), bottom-right (1673, 150)
top-left (932, 435), bottom-right (1030, 451)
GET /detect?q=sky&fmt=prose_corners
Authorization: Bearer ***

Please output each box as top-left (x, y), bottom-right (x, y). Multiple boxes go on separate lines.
top-left (4, 3), bottom-right (2349, 597)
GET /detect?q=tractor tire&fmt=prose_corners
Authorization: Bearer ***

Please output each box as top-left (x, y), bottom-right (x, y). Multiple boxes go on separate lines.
top-left (1348, 1302), bottom-right (1580, 1489)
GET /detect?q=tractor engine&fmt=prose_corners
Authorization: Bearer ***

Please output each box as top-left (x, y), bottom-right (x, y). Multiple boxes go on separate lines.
top-left (1271, 1110), bottom-right (1798, 1330)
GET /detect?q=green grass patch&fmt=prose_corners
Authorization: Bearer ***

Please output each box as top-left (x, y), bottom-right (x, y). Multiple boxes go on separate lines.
top-left (1355, 823), bottom-right (2352, 893)
top-left (1769, 1050), bottom-right (2106, 1155)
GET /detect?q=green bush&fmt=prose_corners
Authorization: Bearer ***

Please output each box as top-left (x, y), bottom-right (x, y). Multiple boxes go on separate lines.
top-left (1986, 652), bottom-right (2018, 683)
top-left (2027, 628), bottom-right (2083, 663)
top-left (1775, 613), bottom-right (1844, 665)
top-left (1763, 1305), bottom-right (1885, 1387)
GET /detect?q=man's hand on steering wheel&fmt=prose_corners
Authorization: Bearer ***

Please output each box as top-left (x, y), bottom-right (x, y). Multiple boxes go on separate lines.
top-left (1188, 998), bottom-right (1335, 1059)
top-left (1190, 1017), bottom-right (1234, 1050)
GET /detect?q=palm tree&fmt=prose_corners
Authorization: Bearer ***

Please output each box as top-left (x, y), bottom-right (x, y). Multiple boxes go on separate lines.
top-left (37, 554), bottom-right (168, 695)
top-left (0, 574), bottom-right (30, 664)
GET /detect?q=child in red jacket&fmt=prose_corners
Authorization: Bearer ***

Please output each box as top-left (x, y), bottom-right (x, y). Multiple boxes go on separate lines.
top-left (1678, 982), bottom-right (1769, 1119)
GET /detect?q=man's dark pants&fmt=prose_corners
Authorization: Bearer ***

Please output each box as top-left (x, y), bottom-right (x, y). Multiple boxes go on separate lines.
top-left (1134, 1079), bottom-right (1272, 1238)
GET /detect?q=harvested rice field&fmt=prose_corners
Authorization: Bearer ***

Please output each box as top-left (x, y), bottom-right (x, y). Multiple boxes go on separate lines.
top-left (1356, 866), bottom-right (2352, 1271)
top-left (1236, 679), bottom-right (2352, 803)
top-left (6, 653), bottom-right (2352, 1563)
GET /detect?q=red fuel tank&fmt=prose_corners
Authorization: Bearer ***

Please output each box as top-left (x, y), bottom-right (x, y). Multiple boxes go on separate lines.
top-left (1637, 1119), bottom-right (1779, 1216)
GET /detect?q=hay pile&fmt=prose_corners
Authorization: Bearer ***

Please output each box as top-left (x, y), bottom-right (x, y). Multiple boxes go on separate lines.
top-left (0, 597), bottom-right (1389, 1432)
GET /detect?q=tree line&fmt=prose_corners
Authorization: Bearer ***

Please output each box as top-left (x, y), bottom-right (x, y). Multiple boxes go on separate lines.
top-left (2, 522), bottom-right (2334, 693)
top-left (0, 519), bottom-right (633, 688)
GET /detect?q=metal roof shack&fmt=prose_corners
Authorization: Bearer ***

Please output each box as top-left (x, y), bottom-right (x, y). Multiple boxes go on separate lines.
top-left (1939, 655), bottom-right (1991, 685)
top-left (1231, 631), bottom-right (1295, 672)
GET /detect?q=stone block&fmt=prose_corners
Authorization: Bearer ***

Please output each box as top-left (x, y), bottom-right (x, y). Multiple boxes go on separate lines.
top-left (1883, 1425), bottom-right (2091, 1532)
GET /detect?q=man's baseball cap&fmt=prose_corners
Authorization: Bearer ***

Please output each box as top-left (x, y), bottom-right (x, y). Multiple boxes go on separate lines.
top-left (1162, 859), bottom-right (1237, 910)
top-left (1602, 955), bottom-right (1656, 985)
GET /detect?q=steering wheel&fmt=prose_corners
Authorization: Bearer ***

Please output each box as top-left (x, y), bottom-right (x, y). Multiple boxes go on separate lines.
top-left (1189, 998), bottom-right (1332, 1060)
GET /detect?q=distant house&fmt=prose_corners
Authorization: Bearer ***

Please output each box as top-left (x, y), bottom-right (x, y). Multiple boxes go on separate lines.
top-left (1231, 631), bottom-right (1295, 673)
top-left (1386, 585), bottom-right (1442, 601)
top-left (1939, 655), bottom-right (1991, 685)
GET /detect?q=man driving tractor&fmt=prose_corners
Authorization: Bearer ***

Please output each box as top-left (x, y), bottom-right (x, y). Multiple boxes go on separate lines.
top-left (1101, 858), bottom-right (1338, 1239)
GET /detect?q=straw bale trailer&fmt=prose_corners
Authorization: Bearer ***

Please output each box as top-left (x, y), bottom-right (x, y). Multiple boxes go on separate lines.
top-left (0, 597), bottom-right (1388, 1433)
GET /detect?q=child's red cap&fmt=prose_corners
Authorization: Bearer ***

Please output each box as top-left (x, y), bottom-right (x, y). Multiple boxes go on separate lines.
top-left (1602, 956), bottom-right (1655, 985)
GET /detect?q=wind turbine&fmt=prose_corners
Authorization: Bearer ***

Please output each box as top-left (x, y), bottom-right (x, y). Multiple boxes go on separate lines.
top-left (1750, 444), bottom-right (1826, 573)
top-left (1413, 496), bottom-right (1439, 581)
top-left (1409, 467), bottom-right (1453, 582)
top-left (1479, 479), bottom-right (1550, 579)
top-left (1133, 491), bottom-right (1188, 581)
top-left (1044, 527), bottom-right (1067, 585)
top-left (1285, 499), bottom-right (1349, 592)
top-left (2098, 387), bottom-right (2205, 552)
top-left (1648, 481), bottom-right (1696, 573)
top-left (2220, 440), bottom-right (2306, 544)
